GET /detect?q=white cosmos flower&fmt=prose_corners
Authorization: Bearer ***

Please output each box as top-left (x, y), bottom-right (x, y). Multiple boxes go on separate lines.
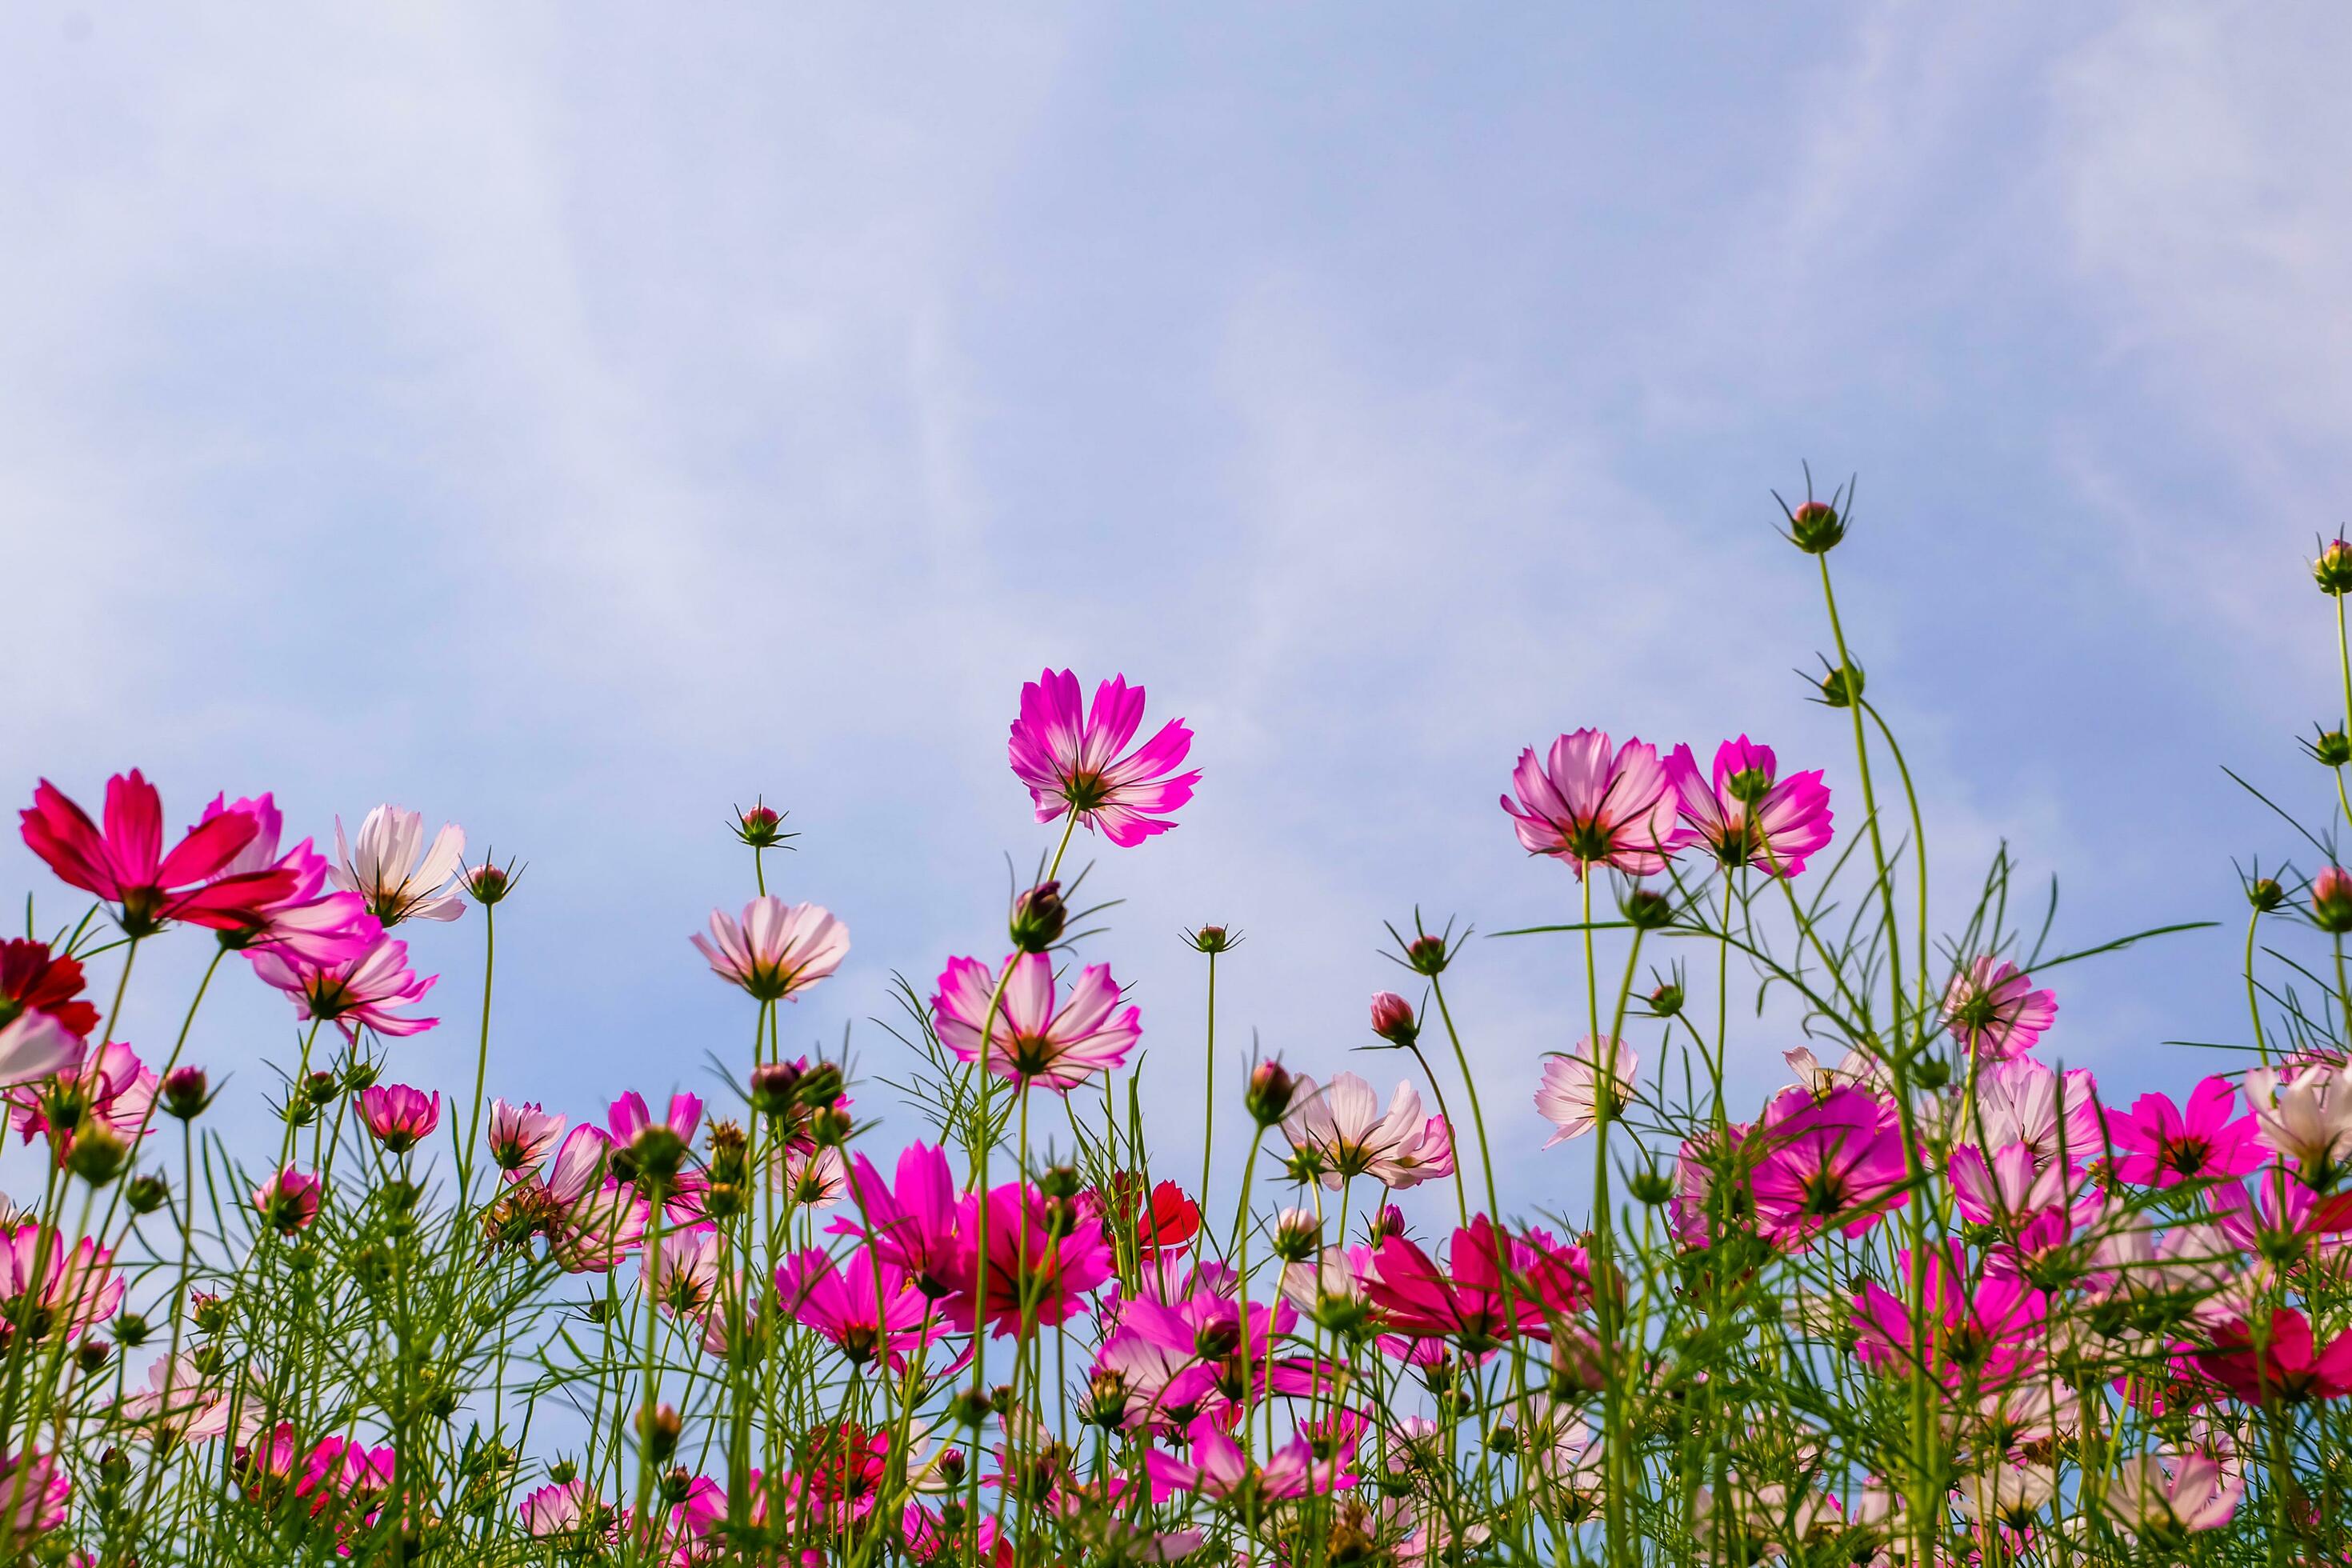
top-left (1281, 1072), bottom-right (1452, 1190)
top-left (330, 806), bottom-right (466, 924)
top-left (1534, 1037), bottom-right (1637, 1145)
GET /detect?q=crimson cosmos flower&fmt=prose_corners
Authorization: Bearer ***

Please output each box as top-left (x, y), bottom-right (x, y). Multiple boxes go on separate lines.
top-left (21, 771), bottom-right (297, 937)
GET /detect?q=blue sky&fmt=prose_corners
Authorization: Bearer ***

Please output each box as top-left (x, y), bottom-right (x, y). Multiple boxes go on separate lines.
top-left (6, 5), bottom-right (2351, 1222)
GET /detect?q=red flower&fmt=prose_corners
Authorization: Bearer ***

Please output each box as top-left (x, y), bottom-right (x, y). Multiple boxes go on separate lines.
top-left (2194, 1307), bottom-right (2352, 1406)
top-left (1093, 1174), bottom-right (1201, 1258)
top-left (20, 772), bottom-right (297, 937)
top-left (0, 940), bottom-right (98, 1040)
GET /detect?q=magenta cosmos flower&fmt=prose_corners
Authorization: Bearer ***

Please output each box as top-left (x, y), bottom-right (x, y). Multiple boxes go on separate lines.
top-left (1007, 668), bottom-right (1200, 847)
top-left (21, 771), bottom-right (298, 938)
top-left (945, 1179), bottom-right (1114, 1338)
top-left (1501, 729), bottom-right (1679, 878)
top-left (827, 1142), bottom-right (963, 1298)
top-left (2194, 1306), bottom-right (2352, 1405)
top-left (1852, 1240), bottom-right (2046, 1389)
top-left (2106, 1077), bottom-right (2264, 1188)
top-left (1146, 1416), bottom-right (1358, 1503)
top-left (931, 950), bottom-right (1139, 1092)
top-left (198, 794), bottom-right (376, 963)
top-left (1750, 1086), bottom-right (1909, 1247)
top-left (1366, 1218), bottom-right (1591, 1350)
top-left (1663, 737), bottom-right (1833, 878)
top-left (247, 927), bottom-right (437, 1039)
top-left (254, 1166), bottom-right (323, 1234)
top-left (690, 897), bottom-right (849, 1003)
top-left (774, 1246), bottom-right (938, 1372)
top-left (1942, 957), bottom-right (2057, 1061)
top-left (358, 1084), bottom-right (440, 1154)
top-left (1, 1222), bottom-right (124, 1340)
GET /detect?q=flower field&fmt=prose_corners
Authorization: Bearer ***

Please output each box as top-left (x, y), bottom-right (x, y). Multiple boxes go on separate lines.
top-left (6, 486), bottom-right (2350, 1565)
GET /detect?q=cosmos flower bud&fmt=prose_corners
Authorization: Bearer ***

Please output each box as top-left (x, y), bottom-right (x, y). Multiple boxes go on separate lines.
top-left (796, 1062), bottom-right (846, 1110)
top-left (1272, 1207), bottom-right (1322, 1263)
top-left (2317, 538), bottom-right (2352, 596)
top-left (948, 1387), bottom-right (994, 1428)
top-left (342, 1057), bottom-right (381, 1094)
top-left (749, 1062), bottom-right (804, 1118)
top-left (2317, 867), bottom-right (2352, 934)
top-left (1246, 1060), bottom-right (1298, 1126)
top-left (546, 1459), bottom-right (578, 1486)
top-left (125, 1173), bottom-right (169, 1215)
top-left (629, 1126), bottom-right (688, 1186)
top-left (1185, 924), bottom-right (1238, 954)
top-left (2310, 730), bottom-right (2352, 768)
top-left (1369, 991), bottom-right (1418, 1047)
top-left (1628, 1166), bottom-right (1675, 1206)
top-left (76, 1338), bottom-right (113, 1375)
top-left (809, 1106), bottom-right (853, 1148)
top-left (1818, 661), bottom-right (1865, 708)
top-left (1372, 1204), bottom-right (1407, 1240)
top-left (1405, 935), bottom-right (1450, 976)
top-left (1648, 982), bottom-right (1686, 1018)
top-left (637, 1402), bottom-right (682, 1462)
top-left (1620, 886), bottom-right (1675, 930)
top-left (706, 1121), bottom-right (748, 1185)
top-left (66, 1123), bottom-right (129, 1186)
top-left (1009, 882), bottom-right (1066, 955)
top-left (1040, 1164), bottom-right (1082, 1200)
top-left (305, 1071), bottom-right (342, 1107)
top-left (191, 1293), bottom-right (230, 1335)
top-left (465, 860), bottom-right (518, 905)
top-left (1911, 1055), bottom-right (1953, 1092)
top-left (114, 1312), bottom-right (150, 1347)
top-left (2249, 877), bottom-right (2286, 913)
top-left (1786, 500), bottom-right (1845, 554)
top-left (1082, 1370), bottom-right (1130, 1430)
top-left (161, 1066), bottom-right (211, 1122)
top-left (732, 802), bottom-right (792, 848)
top-left (661, 1467), bottom-right (694, 1505)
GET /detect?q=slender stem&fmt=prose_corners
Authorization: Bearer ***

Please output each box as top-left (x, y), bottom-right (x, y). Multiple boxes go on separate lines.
top-left (1201, 948), bottom-right (1218, 1210)
top-left (460, 899), bottom-right (498, 1211)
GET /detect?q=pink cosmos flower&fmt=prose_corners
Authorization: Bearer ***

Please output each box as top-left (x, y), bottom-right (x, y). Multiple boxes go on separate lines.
top-left (197, 794), bottom-right (377, 963)
top-left (1534, 1038), bottom-right (1638, 1146)
top-left (2194, 1306), bottom-right (2352, 1404)
top-left (0, 940), bottom-right (98, 1041)
top-left (11, 1041), bottom-right (156, 1162)
top-left (246, 927), bottom-right (437, 1039)
top-left (1110, 1277), bottom-right (1332, 1420)
top-left (1963, 1056), bottom-right (2104, 1168)
top-left (1282, 1071), bottom-right (1456, 1189)
top-left (1750, 1086), bottom-right (1910, 1246)
top-left (254, 1167), bottom-right (322, 1234)
top-left (946, 1181), bottom-right (1114, 1338)
top-left (1942, 958), bottom-right (2058, 1061)
top-left (330, 806), bottom-right (466, 925)
top-left (690, 897), bottom-right (850, 1003)
top-left (2106, 1078), bottom-right (2263, 1188)
top-left (0, 1448), bottom-right (69, 1540)
top-left (776, 1247), bottom-right (938, 1372)
top-left (122, 1352), bottom-right (233, 1446)
top-left (1670, 1122), bottom-right (1756, 1249)
top-left (21, 771), bottom-right (296, 938)
top-left (1366, 1218), bottom-right (1592, 1349)
top-left (521, 1478), bottom-right (616, 1540)
top-left (486, 1100), bottom-right (566, 1178)
top-left (298, 1434), bottom-right (395, 1516)
top-left (1852, 1242), bottom-right (2046, 1390)
top-left (828, 1142), bottom-right (965, 1298)
top-left (1088, 1324), bottom-right (1223, 1433)
top-left (1145, 1416), bottom-right (1358, 1503)
top-left (608, 1090), bottom-right (704, 1152)
top-left (0, 1222), bottom-right (123, 1340)
top-left (538, 1126), bottom-right (650, 1273)
top-left (1007, 669), bottom-right (1200, 847)
top-left (1663, 737), bottom-right (1834, 878)
top-left (931, 951), bottom-right (1140, 1093)
top-left (2103, 1450), bottom-right (2242, 1536)
top-left (358, 1084), bottom-right (440, 1154)
top-left (646, 1224), bottom-right (722, 1316)
top-left (0, 1013), bottom-right (82, 1095)
top-left (1500, 729), bottom-right (1679, 878)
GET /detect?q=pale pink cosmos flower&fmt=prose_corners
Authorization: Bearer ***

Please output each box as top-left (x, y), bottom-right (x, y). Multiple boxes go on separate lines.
top-left (690, 897), bottom-right (849, 1003)
top-left (330, 806), bottom-right (466, 924)
top-left (1145, 1416), bottom-right (1358, 1502)
top-left (521, 1478), bottom-right (610, 1539)
top-left (2104, 1450), bottom-right (2243, 1536)
top-left (931, 951), bottom-right (1140, 1093)
top-left (1007, 669), bottom-right (1199, 847)
top-left (486, 1100), bottom-right (566, 1178)
top-left (1942, 957), bottom-right (2057, 1061)
top-left (246, 928), bottom-right (437, 1039)
top-left (0, 1222), bottom-right (124, 1339)
top-left (358, 1084), bottom-right (439, 1154)
top-left (119, 1350), bottom-right (233, 1446)
top-left (1664, 737), bottom-right (1833, 878)
top-left (646, 1224), bottom-right (722, 1316)
top-left (0, 1012), bottom-right (82, 1093)
top-left (0, 1448), bottom-right (69, 1539)
top-left (254, 1167), bottom-right (322, 1234)
top-left (779, 1145), bottom-right (850, 1208)
top-left (1501, 729), bottom-right (1679, 878)
top-left (1780, 1046), bottom-right (1885, 1098)
top-left (1534, 1038), bottom-right (1638, 1146)
top-left (538, 1126), bottom-right (650, 1273)
top-left (1282, 1072), bottom-right (1454, 1190)
top-left (2244, 1062), bottom-right (2352, 1185)
top-left (1961, 1057), bottom-right (2104, 1168)
top-left (11, 1040), bottom-right (157, 1162)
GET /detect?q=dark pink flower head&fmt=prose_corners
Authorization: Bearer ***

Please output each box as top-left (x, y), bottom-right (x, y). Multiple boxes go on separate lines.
top-left (775, 1246), bottom-right (938, 1372)
top-left (1366, 1217), bottom-right (1591, 1350)
top-left (358, 1083), bottom-right (440, 1154)
top-left (297, 1434), bottom-right (396, 1514)
top-left (254, 1166), bottom-right (323, 1234)
top-left (21, 771), bottom-right (297, 938)
top-left (2106, 1078), bottom-right (2264, 1189)
top-left (2315, 866), bottom-right (2352, 931)
top-left (827, 1142), bottom-right (964, 1298)
top-left (1663, 737), bottom-right (1833, 878)
top-left (197, 794), bottom-right (378, 964)
top-left (11, 1040), bottom-right (155, 1161)
top-left (946, 1180), bottom-right (1114, 1338)
top-left (1942, 958), bottom-right (2057, 1062)
top-left (0, 940), bottom-right (98, 1041)
top-left (1007, 669), bottom-right (1199, 847)
top-left (0, 1447), bottom-right (70, 1539)
top-left (1502, 730), bottom-right (1679, 878)
top-left (246, 928), bottom-right (437, 1040)
top-left (486, 1100), bottom-right (566, 1178)
top-left (931, 952), bottom-right (1140, 1093)
top-left (1146, 1415), bottom-right (1358, 1505)
top-left (2194, 1306), bottom-right (2352, 1405)
top-left (1852, 1241), bottom-right (2046, 1390)
top-left (607, 1091), bottom-right (704, 1150)
top-left (690, 897), bottom-right (850, 1003)
top-left (1750, 1086), bottom-right (1910, 1248)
